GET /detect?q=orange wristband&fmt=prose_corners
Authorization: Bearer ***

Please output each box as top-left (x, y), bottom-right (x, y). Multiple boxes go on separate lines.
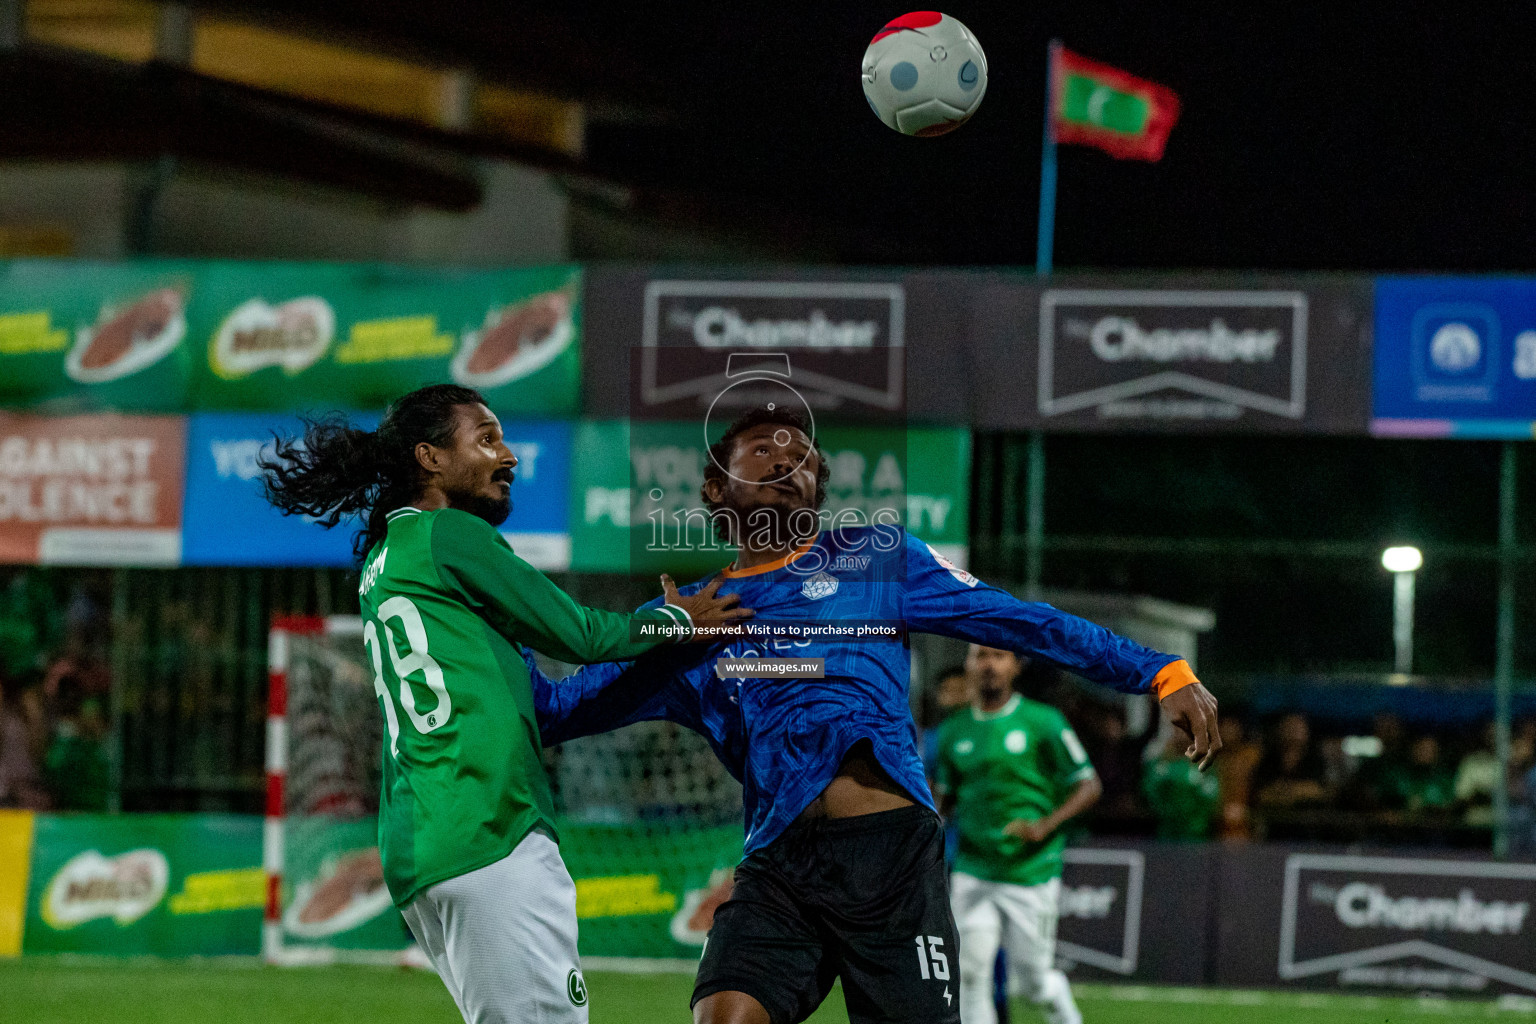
top-left (1152, 660), bottom-right (1199, 701)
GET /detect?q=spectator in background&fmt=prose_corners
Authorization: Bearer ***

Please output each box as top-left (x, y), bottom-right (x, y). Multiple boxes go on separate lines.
top-left (1384, 734), bottom-right (1455, 815)
top-left (1341, 712), bottom-right (1409, 811)
top-left (1078, 703), bottom-right (1148, 824)
top-left (1454, 722), bottom-right (1503, 826)
top-left (0, 671), bottom-right (48, 809)
top-left (1253, 713), bottom-right (1329, 809)
top-left (43, 673), bottom-right (110, 811)
top-left (1512, 720), bottom-right (1536, 807)
top-left (1215, 712), bottom-right (1262, 840)
top-left (1143, 731), bottom-right (1221, 840)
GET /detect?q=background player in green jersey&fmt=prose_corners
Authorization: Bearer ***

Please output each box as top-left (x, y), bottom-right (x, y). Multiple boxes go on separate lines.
top-left (936, 645), bottom-right (1103, 1024)
top-left (260, 384), bottom-right (748, 1024)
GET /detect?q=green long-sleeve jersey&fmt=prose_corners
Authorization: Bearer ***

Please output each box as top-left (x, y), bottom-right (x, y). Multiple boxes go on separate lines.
top-left (358, 506), bottom-right (687, 907)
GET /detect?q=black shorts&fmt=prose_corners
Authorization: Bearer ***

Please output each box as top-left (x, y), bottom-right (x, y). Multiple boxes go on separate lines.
top-left (693, 805), bottom-right (960, 1024)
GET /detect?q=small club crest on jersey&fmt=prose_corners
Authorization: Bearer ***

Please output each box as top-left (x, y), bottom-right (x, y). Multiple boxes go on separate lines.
top-left (801, 571), bottom-right (840, 600)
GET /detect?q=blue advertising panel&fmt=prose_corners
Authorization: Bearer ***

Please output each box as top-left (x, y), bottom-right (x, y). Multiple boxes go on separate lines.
top-left (1373, 278), bottom-right (1536, 438)
top-left (496, 419), bottom-right (573, 571)
top-left (182, 414), bottom-right (572, 568)
top-left (182, 412), bottom-right (372, 567)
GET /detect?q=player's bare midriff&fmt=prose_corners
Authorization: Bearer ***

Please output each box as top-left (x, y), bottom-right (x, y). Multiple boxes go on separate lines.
top-left (794, 741), bottom-right (917, 821)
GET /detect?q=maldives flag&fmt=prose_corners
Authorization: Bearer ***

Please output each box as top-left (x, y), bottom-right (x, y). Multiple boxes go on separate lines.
top-left (1051, 44), bottom-right (1181, 161)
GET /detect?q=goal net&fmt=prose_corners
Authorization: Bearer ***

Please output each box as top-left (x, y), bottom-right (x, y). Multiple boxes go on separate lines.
top-left (264, 615), bottom-right (744, 967)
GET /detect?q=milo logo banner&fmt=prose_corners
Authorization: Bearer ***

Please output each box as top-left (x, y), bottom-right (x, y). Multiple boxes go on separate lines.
top-left (23, 814), bottom-right (263, 957)
top-left (568, 420), bottom-right (969, 576)
top-left (0, 261), bottom-right (198, 412)
top-left (189, 262), bottom-right (581, 415)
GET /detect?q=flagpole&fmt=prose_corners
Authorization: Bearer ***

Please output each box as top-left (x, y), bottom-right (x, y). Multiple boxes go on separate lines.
top-left (1026, 39), bottom-right (1061, 603)
top-left (1035, 38), bottom-right (1061, 277)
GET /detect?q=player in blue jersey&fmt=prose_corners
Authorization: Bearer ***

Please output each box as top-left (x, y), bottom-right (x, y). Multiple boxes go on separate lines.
top-left (533, 407), bottom-right (1220, 1024)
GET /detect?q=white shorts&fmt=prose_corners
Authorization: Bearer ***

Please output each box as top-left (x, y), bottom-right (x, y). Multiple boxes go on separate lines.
top-left (950, 871), bottom-right (1061, 996)
top-left (402, 830), bottom-right (588, 1024)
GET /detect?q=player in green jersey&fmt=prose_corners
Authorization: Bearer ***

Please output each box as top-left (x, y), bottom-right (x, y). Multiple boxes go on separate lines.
top-left (261, 384), bottom-right (748, 1024)
top-left (935, 645), bottom-right (1102, 1024)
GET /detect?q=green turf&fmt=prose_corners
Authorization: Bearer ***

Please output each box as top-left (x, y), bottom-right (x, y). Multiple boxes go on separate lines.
top-left (0, 959), bottom-right (1531, 1023)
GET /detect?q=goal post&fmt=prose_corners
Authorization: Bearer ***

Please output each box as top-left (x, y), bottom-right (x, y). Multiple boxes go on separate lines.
top-left (265, 614), bottom-right (405, 965)
top-left (264, 613), bottom-right (746, 967)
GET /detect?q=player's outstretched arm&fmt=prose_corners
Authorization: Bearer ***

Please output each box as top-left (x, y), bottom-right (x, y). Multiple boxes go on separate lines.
top-left (430, 510), bottom-right (748, 663)
top-left (526, 641), bottom-right (714, 747)
top-left (900, 531), bottom-right (1221, 766)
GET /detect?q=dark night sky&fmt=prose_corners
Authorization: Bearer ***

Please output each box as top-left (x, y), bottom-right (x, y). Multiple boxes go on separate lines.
top-left (186, 1), bottom-right (1536, 270)
top-left (573, 2), bottom-right (1536, 269)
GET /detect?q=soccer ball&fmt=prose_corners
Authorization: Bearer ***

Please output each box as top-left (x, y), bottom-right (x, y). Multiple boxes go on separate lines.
top-left (861, 11), bottom-right (988, 136)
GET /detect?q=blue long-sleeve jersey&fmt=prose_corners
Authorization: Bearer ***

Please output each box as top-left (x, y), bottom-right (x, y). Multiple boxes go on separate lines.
top-left (530, 526), bottom-right (1189, 855)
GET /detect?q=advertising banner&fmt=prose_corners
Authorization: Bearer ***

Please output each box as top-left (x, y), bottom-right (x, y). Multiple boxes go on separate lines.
top-left (278, 820), bottom-right (407, 955)
top-left (187, 263), bottom-right (582, 416)
top-left (22, 814), bottom-right (263, 957)
top-left (970, 276), bottom-right (1373, 433)
top-left (1373, 277), bottom-right (1536, 438)
top-left (1054, 842), bottom-right (1212, 985)
top-left (581, 266), bottom-right (972, 423)
top-left (181, 412), bottom-right (375, 567)
top-left (561, 822), bottom-right (742, 960)
top-left (0, 810), bottom-right (33, 957)
top-left (0, 413), bottom-right (185, 566)
top-left (1215, 846), bottom-right (1536, 997)
top-left (0, 261), bottom-right (198, 413)
top-left (181, 415), bottom-right (572, 569)
top-left (568, 421), bottom-right (970, 576)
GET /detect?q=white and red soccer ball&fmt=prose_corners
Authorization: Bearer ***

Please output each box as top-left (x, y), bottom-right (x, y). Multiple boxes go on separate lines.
top-left (861, 11), bottom-right (988, 136)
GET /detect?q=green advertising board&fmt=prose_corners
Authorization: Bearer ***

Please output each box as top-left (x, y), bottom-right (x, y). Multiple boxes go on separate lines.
top-left (569, 420), bottom-right (971, 576)
top-left (23, 814), bottom-right (263, 957)
top-left (561, 821), bottom-right (741, 960)
top-left (188, 262), bottom-right (582, 415)
top-left (0, 261), bottom-right (199, 413)
top-left (277, 818), bottom-right (408, 955)
top-left (0, 260), bottom-right (583, 416)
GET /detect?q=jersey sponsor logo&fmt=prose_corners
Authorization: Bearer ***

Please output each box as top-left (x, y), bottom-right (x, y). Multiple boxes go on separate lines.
top-left (1004, 729), bottom-right (1027, 754)
top-left (801, 571), bottom-right (839, 600)
top-left (926, 543), bottom-right (977, 587)
top-left (566, 968), bottom-right (588, 1006)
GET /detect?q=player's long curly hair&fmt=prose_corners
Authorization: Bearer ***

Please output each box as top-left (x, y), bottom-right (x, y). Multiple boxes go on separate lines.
top-left (701, 407), bottom-right (832, 540)
top-left (259, 384), bottom-right (486, 563)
